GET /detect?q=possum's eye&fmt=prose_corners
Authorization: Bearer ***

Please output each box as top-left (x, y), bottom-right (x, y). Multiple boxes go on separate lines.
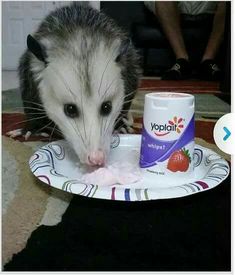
top-left (100, 101), bottom-right (112, 116)
top-left (64, 104), bottom-right (79, 118)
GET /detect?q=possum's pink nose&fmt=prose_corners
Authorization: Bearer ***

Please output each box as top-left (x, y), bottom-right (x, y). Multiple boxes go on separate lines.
top-left (87, 150), bottom-right (105, 166)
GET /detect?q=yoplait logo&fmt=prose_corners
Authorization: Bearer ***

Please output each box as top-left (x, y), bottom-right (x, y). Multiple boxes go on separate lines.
top-left (151, 116), bottom-right (184, 136)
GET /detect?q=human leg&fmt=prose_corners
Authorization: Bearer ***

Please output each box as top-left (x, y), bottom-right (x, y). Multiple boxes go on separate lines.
top-left (199, 2), bottom-right (226, 80)
top-left (153, 2), bottom-right (192, 80)
top-left (202, 2), bottom-right (226, 61)
top-left (154, 1), bottom-right (188, 60)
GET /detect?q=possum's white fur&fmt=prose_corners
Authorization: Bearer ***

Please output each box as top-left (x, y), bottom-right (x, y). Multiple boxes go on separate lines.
top-left (33, 34), bottom-right (125, 164)
top-left (19, 3), bottom-right (140, 167)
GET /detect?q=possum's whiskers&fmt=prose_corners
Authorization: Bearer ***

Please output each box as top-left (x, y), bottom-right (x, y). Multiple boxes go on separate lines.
top-left (48, 126), bottom-right (63, 136)
top-left (102, 96), bottom-right (124, 139)
top-left (8, 115), bottom-right (48, 128)
top-left (48, 65), bottom-right (89, 148)
top-left (18, 112), bottom-right (46, 116)
top-left (80, 84), bottom-right (88, 140)
top-left (49, 124), bottom-right (57, 142)
top-left (8, 106), bottom-right (45, 113)
top-left (49, 65), bottom-right (77, 98)
top-left (23, 100), bottom-right (45, 108)
top-left (100, 76), bottom-right (119, 101)
top-left (5, 115), bottom-right (49, 137)
top-left (97, 44), bottom-right (120, 97)
top-left (102, 93), bottom-right (136, 139)
top-left (34, 120), bottom-right (54, 135)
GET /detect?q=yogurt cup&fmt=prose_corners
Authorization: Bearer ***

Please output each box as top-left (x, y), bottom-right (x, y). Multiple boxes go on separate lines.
top-left (139, 92), bottom-right (195, 179)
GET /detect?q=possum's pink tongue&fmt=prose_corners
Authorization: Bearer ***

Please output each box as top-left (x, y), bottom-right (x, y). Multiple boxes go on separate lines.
top-left (87, 150), bottom-right (105, 166)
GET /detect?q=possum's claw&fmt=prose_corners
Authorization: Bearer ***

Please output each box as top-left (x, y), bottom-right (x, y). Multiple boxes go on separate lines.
top-left (6, 129), bottom-right (32, 140)
top-left (24, 131), bottom-right (49, 140)
top-left (120, 113), bottom-right (134, 134)
top-left (122, 113), bottom-right (134, 127)
top-left (24, 131), bottom-right (50, 140)
top-left (127, 126), bottom-right (135, 134)
top-left (119, 126), bottom-right (134, 134)
top-left (6, 128), bottom-right (24, 138)
top-left (120, 127), bottom-right (128, 134)
top-left (6, 128), bottom-right (50, 140)
top-left (39, 132), bottom-right (50, 137)
top-left (24, 131), bottom-right (32, 140)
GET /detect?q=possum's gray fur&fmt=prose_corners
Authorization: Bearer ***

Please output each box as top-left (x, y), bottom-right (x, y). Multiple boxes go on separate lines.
top-left (18, 2), bottom-right (141, 164)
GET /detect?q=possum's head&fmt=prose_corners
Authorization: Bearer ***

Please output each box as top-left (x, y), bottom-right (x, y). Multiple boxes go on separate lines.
top-left (28, 34), bottom-right (137, 166)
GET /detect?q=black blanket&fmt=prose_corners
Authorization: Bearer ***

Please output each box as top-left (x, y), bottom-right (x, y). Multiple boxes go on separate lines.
top-left (4, 176), bottom-right (231, 271)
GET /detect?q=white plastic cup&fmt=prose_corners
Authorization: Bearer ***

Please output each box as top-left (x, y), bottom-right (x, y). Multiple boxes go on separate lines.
top-left (139, 92), bottom-right (195, 179)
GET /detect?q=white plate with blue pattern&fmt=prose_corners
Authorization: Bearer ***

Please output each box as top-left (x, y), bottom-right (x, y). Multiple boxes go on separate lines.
top-left (29, 134), bottom-right (230, 202)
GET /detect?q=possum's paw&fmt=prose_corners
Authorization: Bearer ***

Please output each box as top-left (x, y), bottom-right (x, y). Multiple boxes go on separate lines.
top-left (6, 128), bottom-right (50, 140)
top-left (6, 129), bottom-right (24, 138)
top-left (122, 112), bottom-right (134, 127)
top-left (120, 113), bottom-right (134, 134)
top-left (119, 126), bottom-right (134, 134)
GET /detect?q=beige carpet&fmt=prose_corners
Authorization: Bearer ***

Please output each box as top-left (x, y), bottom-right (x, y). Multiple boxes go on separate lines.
top-left (2, 136), bottom-right (73, 265)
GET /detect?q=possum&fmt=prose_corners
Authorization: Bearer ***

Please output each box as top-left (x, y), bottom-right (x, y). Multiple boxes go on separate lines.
top-left (7, 2), bottom-right (141, 166)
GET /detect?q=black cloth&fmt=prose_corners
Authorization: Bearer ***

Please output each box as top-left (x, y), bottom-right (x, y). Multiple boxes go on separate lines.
top-left (4, 176), bottom-right (231, 271)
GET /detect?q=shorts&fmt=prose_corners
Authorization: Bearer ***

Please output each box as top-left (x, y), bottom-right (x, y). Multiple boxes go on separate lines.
top-left (144, 1), bottom-right (218, 16)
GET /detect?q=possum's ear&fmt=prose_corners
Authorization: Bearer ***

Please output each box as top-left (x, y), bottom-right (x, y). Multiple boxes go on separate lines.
top-left (27, 35), bottom-right (48, 65)
top-left (115, 38), bottom-right (131, 63)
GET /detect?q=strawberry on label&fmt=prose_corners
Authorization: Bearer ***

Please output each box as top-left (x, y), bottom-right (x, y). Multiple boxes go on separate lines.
top-left (167, 148), bottom-right (191, 172)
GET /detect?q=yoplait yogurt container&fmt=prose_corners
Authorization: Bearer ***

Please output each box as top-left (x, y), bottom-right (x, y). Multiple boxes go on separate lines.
top-left (139, 92), bottom-right (195, 179)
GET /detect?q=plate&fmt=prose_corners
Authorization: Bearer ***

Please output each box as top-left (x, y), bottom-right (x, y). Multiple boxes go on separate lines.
top-left (29, 134), bottom-right (230, 202)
